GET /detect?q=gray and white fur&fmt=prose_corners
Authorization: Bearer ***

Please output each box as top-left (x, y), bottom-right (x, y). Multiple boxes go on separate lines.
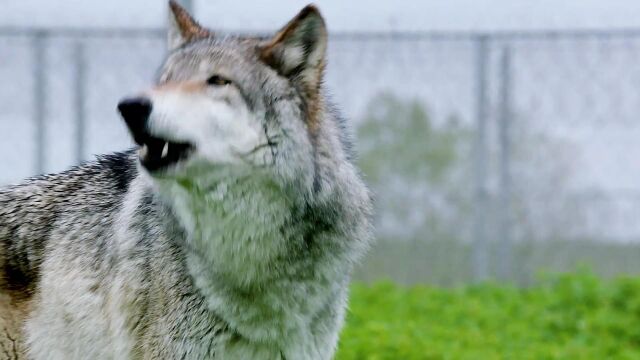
top-left (0, 2), bottom-right (372, 359)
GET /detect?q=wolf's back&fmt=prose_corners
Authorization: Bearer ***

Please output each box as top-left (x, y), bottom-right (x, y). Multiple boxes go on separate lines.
top-left (0, 151), bottom-right (137, 295)
top-left (0, 152), bottom-right (138, 358)
top-left (0, 180), bottom-right (53, 359)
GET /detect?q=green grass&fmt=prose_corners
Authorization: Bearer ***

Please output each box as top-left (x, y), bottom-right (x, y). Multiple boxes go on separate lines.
top-left (337, 272), bottom-right (640, 359)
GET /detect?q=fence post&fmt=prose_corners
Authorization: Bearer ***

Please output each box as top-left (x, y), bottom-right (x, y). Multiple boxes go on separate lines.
top-left (472, 35), bottom-right (490, 282)
top-left (73, 41), bottom-right (87, 164)
top-left (32, 31), bottom-right (47, 174)
top-left (497, 45), bottom-right (513, 280)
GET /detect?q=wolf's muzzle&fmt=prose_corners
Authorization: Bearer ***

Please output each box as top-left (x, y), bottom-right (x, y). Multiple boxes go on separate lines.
top-left (118, 96), bottom-right (194, 172)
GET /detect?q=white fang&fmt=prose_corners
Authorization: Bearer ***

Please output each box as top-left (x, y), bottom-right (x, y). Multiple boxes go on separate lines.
top-left (161, 142), bottom-right (169, 158)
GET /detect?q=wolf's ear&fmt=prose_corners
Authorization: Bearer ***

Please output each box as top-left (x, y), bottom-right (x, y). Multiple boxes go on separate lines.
top-left (168, 0), bottom-right (211, 51)
top-left (259, 5), bottom-right (327, 92)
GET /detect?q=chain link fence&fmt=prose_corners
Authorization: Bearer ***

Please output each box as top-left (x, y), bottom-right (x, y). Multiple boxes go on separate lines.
top-left (1, 28), bottom-right (639, 285)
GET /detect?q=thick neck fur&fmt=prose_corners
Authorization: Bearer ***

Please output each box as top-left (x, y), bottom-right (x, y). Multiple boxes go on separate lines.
top-left (152, 167), bottom-right (342, 356)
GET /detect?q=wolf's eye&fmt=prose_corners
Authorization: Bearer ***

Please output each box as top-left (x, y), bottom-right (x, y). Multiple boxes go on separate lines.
top-left (206, 75), bottom-right (232, 86)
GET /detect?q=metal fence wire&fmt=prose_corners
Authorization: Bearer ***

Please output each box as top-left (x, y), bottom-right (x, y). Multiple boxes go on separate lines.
top-left (1, 28), bottom-right (639, 285)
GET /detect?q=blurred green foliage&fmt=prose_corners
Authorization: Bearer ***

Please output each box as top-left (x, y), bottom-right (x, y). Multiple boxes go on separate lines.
top-left (357, 92), bottom-right (471, 243)
top-left (357, 92), bottom-right (465, 184)
top-left (337, 272), bottom-right (640, 359)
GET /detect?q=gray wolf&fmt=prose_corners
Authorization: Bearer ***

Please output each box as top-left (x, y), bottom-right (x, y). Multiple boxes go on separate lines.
top-left (0, 2), bottom-right (372, 359)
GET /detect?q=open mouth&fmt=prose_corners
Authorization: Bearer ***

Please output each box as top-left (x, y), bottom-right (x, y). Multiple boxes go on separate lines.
top-left (135, 134), bottom-right (194, 172)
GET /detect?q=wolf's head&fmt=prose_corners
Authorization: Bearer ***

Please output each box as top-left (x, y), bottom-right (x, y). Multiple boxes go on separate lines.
top-left (118, 1), bottom-right (343, 196)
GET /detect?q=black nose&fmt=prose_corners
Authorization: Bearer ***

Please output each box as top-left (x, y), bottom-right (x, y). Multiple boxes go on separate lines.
top-left (118, 97), bottom-right (152, 137)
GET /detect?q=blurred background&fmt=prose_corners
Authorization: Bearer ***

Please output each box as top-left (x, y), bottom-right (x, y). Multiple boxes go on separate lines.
top-left (1, 1), bottom-right (640, 357)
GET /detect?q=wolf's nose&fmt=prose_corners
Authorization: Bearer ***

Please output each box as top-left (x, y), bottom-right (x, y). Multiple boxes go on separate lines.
top-left (118, 97), bottom-right (152, 134)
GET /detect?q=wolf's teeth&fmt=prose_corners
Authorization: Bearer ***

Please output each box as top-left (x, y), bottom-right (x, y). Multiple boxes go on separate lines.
top-left (161, 142), bottom-right (169, 158)
top-left (139, 144), bottom-right (148, 158)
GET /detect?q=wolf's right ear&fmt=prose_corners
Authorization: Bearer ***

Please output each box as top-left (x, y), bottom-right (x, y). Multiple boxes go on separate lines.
top-left (167, 0), bottom-right (211, 51)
